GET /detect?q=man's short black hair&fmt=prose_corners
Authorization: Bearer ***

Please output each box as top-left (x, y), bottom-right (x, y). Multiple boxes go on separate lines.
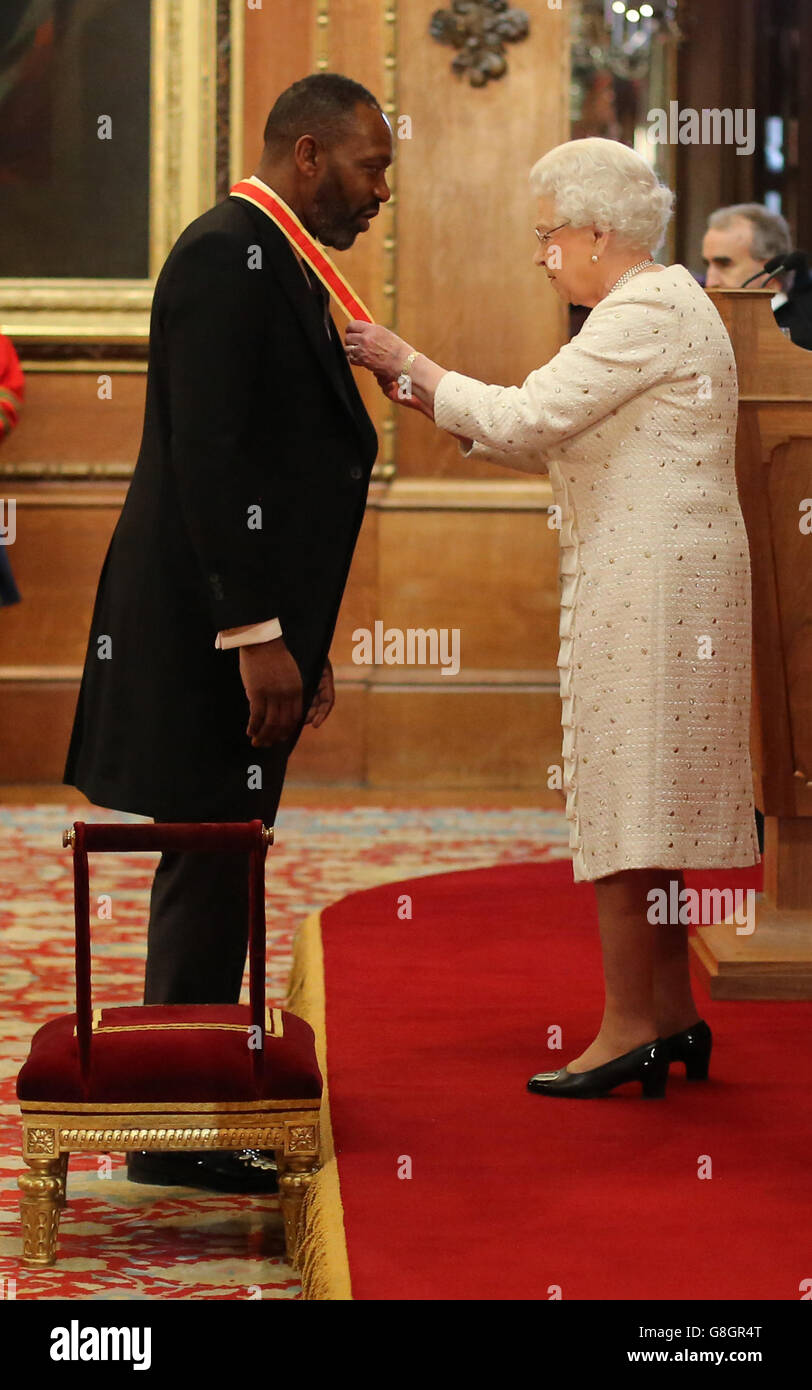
top-left (263, 73), bottom-right (383, 152)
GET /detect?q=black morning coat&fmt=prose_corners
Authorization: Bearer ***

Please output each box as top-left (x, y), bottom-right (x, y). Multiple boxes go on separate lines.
top-left (64, 194), bottom-right (378, 820)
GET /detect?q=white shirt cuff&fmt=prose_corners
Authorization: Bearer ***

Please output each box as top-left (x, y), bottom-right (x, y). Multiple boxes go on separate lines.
top-left (215, 618), bottom-right (283, 650)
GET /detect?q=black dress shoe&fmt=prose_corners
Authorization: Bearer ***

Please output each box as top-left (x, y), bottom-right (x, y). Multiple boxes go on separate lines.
top-left (527, 1039), bottom-right (668, 1099)
top-left (661, 1019), bottom-right (712, 1080)
top-left (126, 1148), bottom-right (278, 1193)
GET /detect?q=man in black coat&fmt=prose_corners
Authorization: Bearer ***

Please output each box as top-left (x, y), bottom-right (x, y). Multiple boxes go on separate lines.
top-left (64, 73), bottom-right (392, 1191)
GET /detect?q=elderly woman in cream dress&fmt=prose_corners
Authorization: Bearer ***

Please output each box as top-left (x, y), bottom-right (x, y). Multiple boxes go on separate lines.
top-left (346, 138), bottom-right (762, 1101)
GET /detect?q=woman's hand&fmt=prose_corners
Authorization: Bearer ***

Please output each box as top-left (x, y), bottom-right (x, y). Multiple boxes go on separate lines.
top-left (347, 321), bottom-right (447, 422)
top-left (345, 321), bottom-right (413, 380)
top-left (376, 373), bottom-right (435, 419)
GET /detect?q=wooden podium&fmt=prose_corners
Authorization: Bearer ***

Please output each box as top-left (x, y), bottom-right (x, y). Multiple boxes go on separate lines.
top-left (690, 289), bottom-right (812, 998)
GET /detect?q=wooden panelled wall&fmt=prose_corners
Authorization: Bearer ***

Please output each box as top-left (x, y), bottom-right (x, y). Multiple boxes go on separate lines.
top-left (674, 0), bottom-right (758, 274)
top-left (0, 0), bottom-right (570, 793)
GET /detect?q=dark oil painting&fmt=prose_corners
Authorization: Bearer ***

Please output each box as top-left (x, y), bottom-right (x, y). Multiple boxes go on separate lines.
top-left (0, 0), bottom-right (151, 279)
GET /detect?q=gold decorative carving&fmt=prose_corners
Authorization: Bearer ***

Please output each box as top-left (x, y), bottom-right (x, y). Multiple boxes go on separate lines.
top-left (315, 1), bottom-right (331, 72)
top-left (277, 1156), bottom-right (322, 1269)
top-left (0, 460), bottom-right (143, 482)
top-left (379, 1), bottom-right (400, 482)
top-left (57, 1126), bottom-right (288, 1150)
top-left (19, 1159), bottom-right (63, 1265)
top-left (17, 1109), bottom-right (321, 1268)
top-left (25, 1127), bottom-right (57, 1156)
top-left (56, 1153), bottom-right (69, 1209)
top-left (228, 0), bottom-right (245, 185)
top-left (287, 1125), bottom-right (318, 1153)
top-left (309, 2), bottom-right (397, 481)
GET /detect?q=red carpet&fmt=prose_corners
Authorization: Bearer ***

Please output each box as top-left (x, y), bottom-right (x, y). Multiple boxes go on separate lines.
top-left (305, 859), bottom-right (812, 1300)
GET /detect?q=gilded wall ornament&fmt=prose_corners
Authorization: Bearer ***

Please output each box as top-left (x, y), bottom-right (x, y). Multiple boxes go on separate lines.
top-left (430, 1), bottom-right (530, 87)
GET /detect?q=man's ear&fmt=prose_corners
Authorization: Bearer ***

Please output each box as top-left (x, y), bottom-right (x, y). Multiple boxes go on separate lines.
top-left (293, 134), bottom-right (320, 178)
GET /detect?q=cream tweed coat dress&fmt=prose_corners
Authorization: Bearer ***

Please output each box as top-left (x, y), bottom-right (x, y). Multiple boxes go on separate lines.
top-left (433, 264), bottom-right (761, 882)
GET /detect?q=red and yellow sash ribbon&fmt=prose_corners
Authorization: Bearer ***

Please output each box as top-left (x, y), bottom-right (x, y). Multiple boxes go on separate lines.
top-left (230, 178), bottom-right (374, 323)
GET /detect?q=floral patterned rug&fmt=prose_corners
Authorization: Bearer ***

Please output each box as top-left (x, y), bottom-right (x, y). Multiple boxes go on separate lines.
top-left (0, 802), bottom-right (568, 1300)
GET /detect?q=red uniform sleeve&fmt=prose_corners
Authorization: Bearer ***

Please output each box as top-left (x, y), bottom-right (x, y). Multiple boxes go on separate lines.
top-left (0, 333), bottom-right (25, 441)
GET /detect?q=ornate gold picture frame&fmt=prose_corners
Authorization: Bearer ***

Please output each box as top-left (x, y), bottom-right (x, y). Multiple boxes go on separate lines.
top-left (0, 0), bottom-right (231, 347)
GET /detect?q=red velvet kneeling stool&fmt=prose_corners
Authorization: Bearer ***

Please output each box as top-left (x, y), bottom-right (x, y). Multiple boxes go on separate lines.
top-left (16, 820), bottom-right (322, 1269)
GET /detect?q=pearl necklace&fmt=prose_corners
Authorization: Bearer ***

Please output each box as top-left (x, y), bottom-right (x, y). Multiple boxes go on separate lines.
top-left (608, 259), bottom-right (656, 293)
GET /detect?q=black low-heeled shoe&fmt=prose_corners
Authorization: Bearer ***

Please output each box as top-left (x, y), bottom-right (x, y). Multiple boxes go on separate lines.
top-left (662, 1019), bottom-right (712, 1080)
top-left (527, 1038), bottom-right (668, 1099)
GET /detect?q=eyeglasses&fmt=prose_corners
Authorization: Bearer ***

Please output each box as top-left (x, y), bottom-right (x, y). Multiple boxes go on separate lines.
top-left (535, 221), bottom-right (570, 246)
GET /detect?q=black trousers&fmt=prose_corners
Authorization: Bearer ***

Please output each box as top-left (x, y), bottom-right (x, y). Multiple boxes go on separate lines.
top-left (143, 745), bottom-right (290, 1006)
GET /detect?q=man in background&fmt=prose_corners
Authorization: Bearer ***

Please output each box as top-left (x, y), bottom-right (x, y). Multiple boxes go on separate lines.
top-left (701, 203), bottom-right (812, 349)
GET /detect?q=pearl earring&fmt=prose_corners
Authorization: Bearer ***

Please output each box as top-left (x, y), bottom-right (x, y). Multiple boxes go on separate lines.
top-left (591, 254), bottom-right (599, 262)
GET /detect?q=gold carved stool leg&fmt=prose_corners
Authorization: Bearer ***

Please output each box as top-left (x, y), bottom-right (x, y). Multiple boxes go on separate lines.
top-left (277, 1156), bottom-right (321, 1270)
top-left (56, 1152), bottom-right (69, 1209)
top-left (19, 1156), bottom-right (64, 1265)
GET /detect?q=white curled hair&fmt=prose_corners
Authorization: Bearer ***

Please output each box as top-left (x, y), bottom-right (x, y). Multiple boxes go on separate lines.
top-left (529, 137), bottom-right (674, 254)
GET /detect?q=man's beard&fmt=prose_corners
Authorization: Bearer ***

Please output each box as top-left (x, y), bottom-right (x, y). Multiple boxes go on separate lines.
top-left (309, 169), bottom-right (363, 250)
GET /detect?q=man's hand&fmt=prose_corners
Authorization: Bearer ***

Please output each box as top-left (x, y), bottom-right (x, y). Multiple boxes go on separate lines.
top-left (304, 659), bottom-right (336, 729)
top-left (239, 637), bottom-right (303, 746)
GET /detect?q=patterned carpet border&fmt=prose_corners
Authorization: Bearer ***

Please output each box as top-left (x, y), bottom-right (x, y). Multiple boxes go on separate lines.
top-left (0, 803), bottom-right (568, 1300)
